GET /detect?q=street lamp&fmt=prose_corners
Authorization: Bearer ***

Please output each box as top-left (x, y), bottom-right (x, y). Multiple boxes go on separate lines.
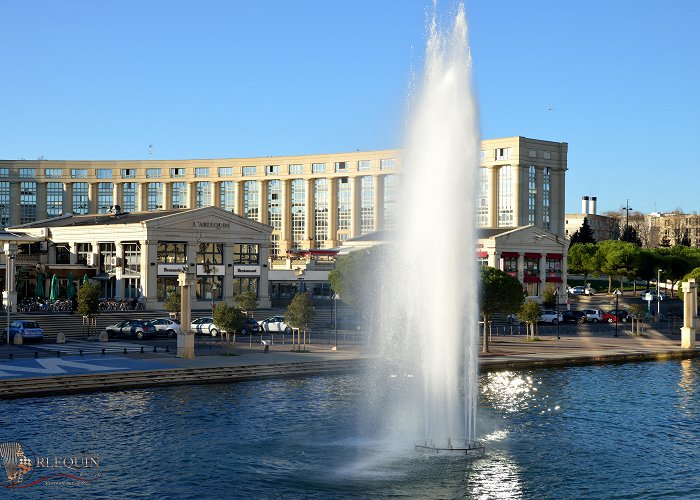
top-left (622, 199), bottom-right (634, 241)
top-left (657, 269), bottom-right (664, 319)
top-left (210, 282), bottom-right (218, 313)
top-left (554, 288), bottom-right (560, 340)
top-left (613, 289), bottom-right (622, 337)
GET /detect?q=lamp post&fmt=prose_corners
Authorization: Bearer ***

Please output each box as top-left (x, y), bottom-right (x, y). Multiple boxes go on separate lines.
top-left (210, 283), bottom-right (218, 313)
top-left (555, 288), bottom-right (560, 339)
top-left (331, 291), bottom-right (338, 350)
top-left (657, 269), bottom-right (664, 319)
top-left (613, 289), bottom-right (622, 337)
top-left (622, 199), bottom-right (633, 241)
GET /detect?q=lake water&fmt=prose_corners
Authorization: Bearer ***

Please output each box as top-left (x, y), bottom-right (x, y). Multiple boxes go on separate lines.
top-left (2, 359), bottom-right (700, 498)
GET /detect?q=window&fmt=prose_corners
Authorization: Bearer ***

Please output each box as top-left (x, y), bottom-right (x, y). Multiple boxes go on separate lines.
top-left (72, 182), bottom-right (89, 214)
top-left (0, 169), bottom-right (9, 177)
top-left (546, 256), bottom-right (561, 279)
top-left (529, 150), bottom-right (537, 158)
top-left (291, 179), bottom-right (306, 249)
top-left (383, 174), bottom-right (397, 230)
top-left (196, 182), bottom-right (211, 208)
top-left (122, 183), bottom-right (137, 212)
top-left (194, 167), bottom-right (209, 178)
top-left (524, 256), bottom-right (540, 278)
top-left (233, 244), bottom-right (259, 264)
top-left (196, 242), bottom-right (223, 265)
top-left (146, 168), bottom-right (161, 178)
top-left (170, 168), bottom-right (185, 178)
top-left (0, 182), bottom-right (10, 226)
top-left (358, 160), bottom-right (371, 171)
top-left (242, 166), bottom-right (257, 177)
top-left (266, 165), bottom-right (280, 176)
top-left (477, 168), bottom-right (489, 227)
top-left (243, 181), bottom-right (259, 221)
top-left (71, 169), bottom-right (88, 178)
top-left (157, 277), bottom-right (179, 302)
top-left (528, 165), bottom-right (537, 225)
top-left (267, 180), bottom-right (282, 231)
top-left (542, 167), bottom-right (551, 230)
top-left (496, 148), bottom-right (510, 160)
top-left (96, 169), bottom-right (112, 179)
top-left (479, 150), bottom-right (486, 161)
top-left (148, 182), bottom-right (163, 210)
top-left (97, 182), bottom-right (113, 213)
top-left (380, 158), bottom-right (394, 170)
top-left (47, 182), bottom-right (64, 218)
top-left (543, 151), bottom-right (551, 160)
top-left (121, 168), bottom-right (136, 178)
top-left (196, 275), bottom-right (222, 302)
top-left (20, 169), bottom-right (35, 178)
top-left (312, 163), bottom-right (326, 174)
top-left (157, 242), bottom-right (187, 263)
top-left (232, 277), bottom-right (258, 297)
top-left (337, 177), bottom-right (351, 237)
top-left (288, 164), bottom-right (303, 175)
top-left (218, 167), bottom-right (233, 177)
top-left (99, 242), bottom-right (116, 273)
top-left (172, 182), bottom-right (187, 209)
top-left (123, 243), bottom-right (141, 274)
top-left (360, 176), bottom-right (375, 235)
top-left (497, 165), bottom-right (514, 227)
top-left (503, 256), bottom-right (518, 277)
top-left (220, 181), bottom-right (235, 212)
top-left (55, 244), bottom-right (70, 265)
top-left (45, 168), bottom-right (63, 178)
top-left (314, 178), bottom-right (329, 248)
top-left (76, 243), bottom-right (92, 265)
top-left (334, 162), bottom-right (348, 173)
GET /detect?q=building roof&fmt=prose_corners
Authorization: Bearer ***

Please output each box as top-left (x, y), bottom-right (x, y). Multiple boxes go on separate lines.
top-left (8, 209), bottom-right (189, 229)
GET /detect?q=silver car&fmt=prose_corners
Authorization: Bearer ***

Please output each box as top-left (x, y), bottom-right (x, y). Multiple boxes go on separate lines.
top-left (191, 317), bottom-right (220, 336)
top-left (258, 316), bottom-right (292, 334)
top-left (150, 318), bottom-right (182, 338)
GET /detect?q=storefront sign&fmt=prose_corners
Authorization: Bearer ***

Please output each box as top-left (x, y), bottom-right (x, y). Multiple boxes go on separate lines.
top-left (158, 264), bottom-right (187, 276)
top-left (192, 220), bottom-right (231, 230)
top-left (233, 265), bottom-right (261, 276)
top-left (196, 264), bottom-right (225, 276)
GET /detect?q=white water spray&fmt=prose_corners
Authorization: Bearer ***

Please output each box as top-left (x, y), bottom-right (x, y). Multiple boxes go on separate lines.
top-left (364, 3), bottom-right (480, 451)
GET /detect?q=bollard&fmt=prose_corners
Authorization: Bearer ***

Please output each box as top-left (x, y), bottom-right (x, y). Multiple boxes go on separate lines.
top-left (79, 349), bottom-right (83, 356)
top-left (123, 348), bottom-right (127, 354)
top-left (101, 348), bottom-right (106, 355)
top-left (140, 346), bottom-right (144, 354)
top-left (8, 353), bottom-right (12, 360)
top-left (34, 351), bottom-right (39, 358)
top-left (165, 345), bottom-right (170, 353)
top-left (56, 351), bottom-right (60, 357)
top-left (153, 346), bottom-right (157, 353)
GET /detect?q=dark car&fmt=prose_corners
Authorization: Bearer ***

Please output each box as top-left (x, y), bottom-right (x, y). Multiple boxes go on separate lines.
top-left (239, 318), bottom-right (260, 336)
top-left (327, 314), bottom-right (362, 331)
top-left (3, 320), bottom-right (44, 343)
top-left (105, 319), bottom-right (157, 340)
top-left (561, 310), bottom-right (585, 324)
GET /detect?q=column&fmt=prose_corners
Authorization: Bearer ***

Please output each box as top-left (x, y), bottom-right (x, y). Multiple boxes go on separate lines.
top-left (681, 279), bottom-right (697, 349)
top-left (280, 179), bottom-right (292, 253)
top-left (163, 182), bottom-right (173, 210)
top-left (9, 182), bottom-right (20, 226)
top-left (212, 181), bottom-right (221, 208)
top-left (137, 183), bottom-right (148, 212)
top-left (140, 240), bottom-right (158, 310)
top-left (512, 165), bottom-right (522, 227)
top-left (36, 183), bottom-right (47, 220)
top-left (3, 243), bottom-right (18, 313)
top-left (113, 183), bottom-right (124, 209)
top-left (177, 272), bottom-right (196, 359)
top-left (114, 242), bottom-right (125, 299)
top-left (69, 242), bottom-right (78, 265)
top-left (349, 176), bottom-right (361, 238)
top-left (88, 182), bottom-right (98, 213)
top-left (258, 180), bottom-right (268, 225)
top-left (234, 181), bottom-right (244, 216)
top-left (373, 174), bottom-right (384, 233)
top-left (305, 178), bottom-right (314, 247)
top-left (488, 166), bottom-right (499, 227)
top-left (551, 169), bottom-right (566, 238)
top-left (187, 181), bottom-right (197, 209)
top-left (258, 244), bottom-right (272, 308)
top-left (327, 177), bottom-right (338, 248)
top-left (535, 166), bottom-right (544, 230)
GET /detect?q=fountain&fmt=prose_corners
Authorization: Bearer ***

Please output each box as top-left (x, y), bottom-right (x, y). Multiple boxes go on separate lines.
top-left (363, 3), bottom-right (482, 455)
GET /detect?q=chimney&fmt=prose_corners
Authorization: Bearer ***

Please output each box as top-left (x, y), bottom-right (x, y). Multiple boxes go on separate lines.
top-left (590, 197), bottom-right (597, 215)
top-left (582, 196), bottom-right (589, 215)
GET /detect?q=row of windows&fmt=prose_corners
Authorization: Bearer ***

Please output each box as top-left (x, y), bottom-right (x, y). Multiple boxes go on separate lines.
top-left (479, 149), bottom-right (554, 161)
top-left (2, 159), bottom-right (396, 182)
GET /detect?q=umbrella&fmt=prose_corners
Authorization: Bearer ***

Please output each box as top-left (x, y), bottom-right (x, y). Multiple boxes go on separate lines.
top-left (49, 274), bottom-right (59, 301)
top-left (35, 273), bottom-right (45, 298)
top-left (82, 274), bottom-right (89, 286)
top-left (67, 271), bottom-right (75, 298)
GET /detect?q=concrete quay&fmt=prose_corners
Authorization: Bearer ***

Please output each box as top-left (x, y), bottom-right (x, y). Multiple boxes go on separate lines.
top-left (0, 327), bottom-right (697, 399)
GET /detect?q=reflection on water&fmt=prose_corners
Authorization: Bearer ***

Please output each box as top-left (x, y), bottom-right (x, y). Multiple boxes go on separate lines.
top-left (3, 361), bottom-right (700, 498)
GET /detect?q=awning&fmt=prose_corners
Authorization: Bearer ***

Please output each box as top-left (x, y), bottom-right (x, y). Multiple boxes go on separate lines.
top-left (524, 275), bottom-right (541, 283)
top-left (476, 251), bottom-right (488, 258)
top-left (501, 252), bottom-right (519, 258)
top-left (92, 273), bottom-right (113, 281)
top-left (524, 252), bottom-right (541, 259)
top-left (546, 253), bottom-right (563, 259)
top-left (546, 277), bottom-right (563, 283)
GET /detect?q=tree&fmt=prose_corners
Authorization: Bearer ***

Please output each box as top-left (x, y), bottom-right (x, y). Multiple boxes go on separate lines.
top-left (567, 243), bottom-right (599, 287)
top-left (286, 292), bottom-right (315, 351)
top-left (678, 267), bottom-right (700, 301)
top-left (213, 302), bottom-right (246, 354)
top-left (76, 282), bottom-right (100, 338)
top-left (518, 300), bottom-right (541, 339)
top-left (480, 266), bottom-right (525, 353)
top-left (328, 246), bottom-right (386, 312)
top-left (163, 290), bottom-right (181, 319)
top-left (620, 225), bottom-right (642, 246)
top-left (234, 291), bottom-right (259, 316)
top-left (569, 217), bottom-right (596, 245)
top-left (597, 240), bottom-right (641, 294)
top-left (541, 284), bottom-right (557, 309)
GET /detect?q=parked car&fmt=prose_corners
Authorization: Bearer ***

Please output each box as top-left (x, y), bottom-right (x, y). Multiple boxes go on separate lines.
top-left (105, 319), bottom-right (157, 340)
top-left (327, 314), bottom-right (363, 331)
top-left (191, 317), bottom-right (220, 337)
top-left (580, 309), bottom-right (604, 323)
top-left (540, 310), bottom-right (563, 325)
top-left (568, 286), bottom-right (595, 296)
top-left (561, 310), bottom-right (585, 323)
top-left (640, 289), bottom-right (667, 300)
top-left (239, 318), bottom-right (260, 335)
top-left (150, 317), bottom-right (182, 338)
top-left (3, 320), bottom-right (44, 343)
top-left (258, 316), bottom-right (292, 334)
top-left (506, 313), bottom-right (522, 325)
top-left (602, 309), bottom-right (630, 324)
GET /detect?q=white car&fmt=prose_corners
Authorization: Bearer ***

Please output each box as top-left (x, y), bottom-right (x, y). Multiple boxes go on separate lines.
top-left (640, 290), bottom-right (667, 300)
top-left (568, 286), bottom-right (595, 296)
top-left (258, 316), bottom-right (292, 334)
top-left (191, 317), bottom-right (220, 336)
top-left (540, 310), bottom-right (563, 325)
top-left (581, 308), bottom-right (604, 323)
top-left (150, 318), bottom-right (182, 338)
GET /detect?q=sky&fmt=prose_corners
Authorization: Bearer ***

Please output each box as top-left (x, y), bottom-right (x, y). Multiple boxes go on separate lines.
top-left (2, 1), bottom-right (699, 216)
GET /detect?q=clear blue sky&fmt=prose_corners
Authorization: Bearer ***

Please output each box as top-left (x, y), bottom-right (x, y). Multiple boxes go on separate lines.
top-left (2, 1), bottom-right (698, 215)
